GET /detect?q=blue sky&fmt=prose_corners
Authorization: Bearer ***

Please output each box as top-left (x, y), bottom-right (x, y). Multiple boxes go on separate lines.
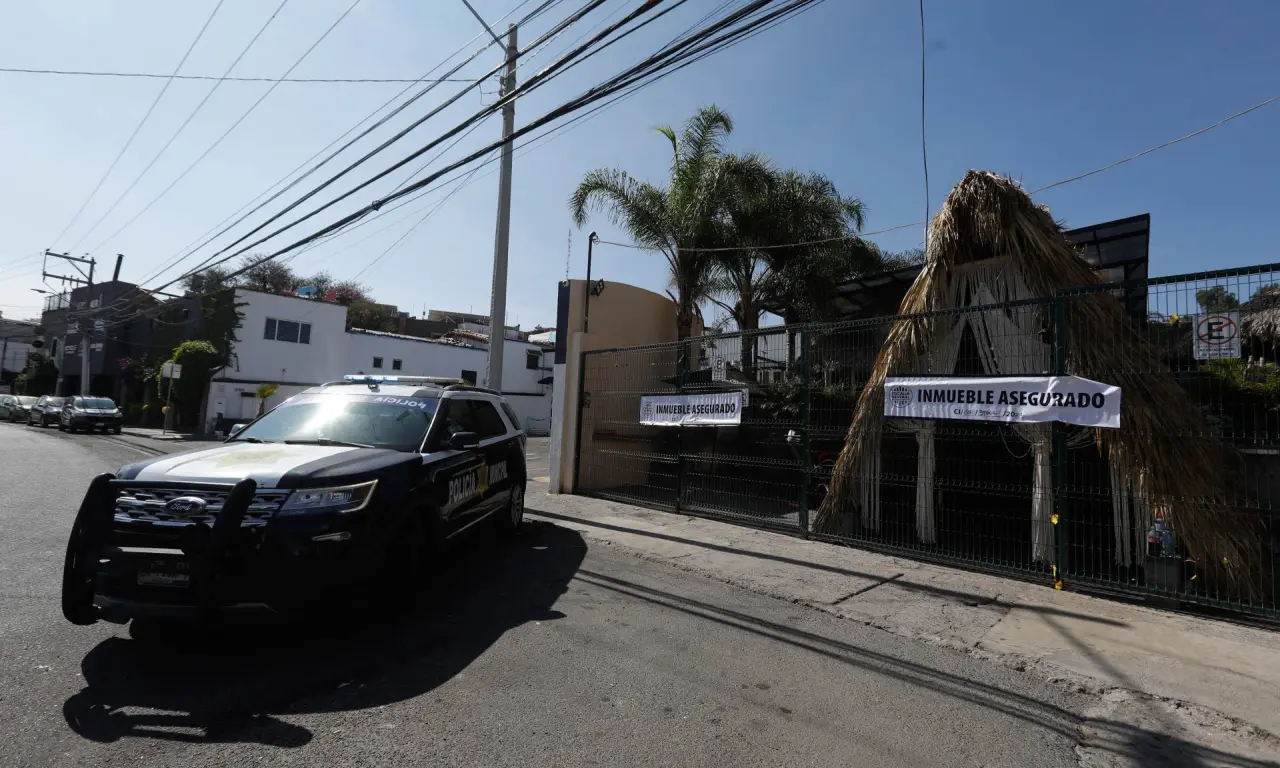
top-left (1, 0), bottom-right (1277, 328)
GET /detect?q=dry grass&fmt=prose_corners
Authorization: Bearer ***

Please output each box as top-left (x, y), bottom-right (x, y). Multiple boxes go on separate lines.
top-left (1241, 284), bottom-right (1280, 342)
top-left (820, 170), bottom-right (1263, 594)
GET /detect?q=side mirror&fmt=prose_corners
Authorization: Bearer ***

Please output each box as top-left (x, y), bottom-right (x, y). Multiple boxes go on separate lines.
top-left (228, 423), bottom-right (249, 437)
top-left (449, 431), bottom-right (480, 450)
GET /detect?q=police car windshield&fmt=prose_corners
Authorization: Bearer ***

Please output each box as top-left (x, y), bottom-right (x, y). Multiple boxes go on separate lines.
top-left (234, 393), bottom-right (438, 452)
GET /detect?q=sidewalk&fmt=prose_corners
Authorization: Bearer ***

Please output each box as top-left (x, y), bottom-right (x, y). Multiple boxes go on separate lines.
top-left (528, 480), bottom-right (1280, 750)
top-left (119, 426), bottom-right (214, 442)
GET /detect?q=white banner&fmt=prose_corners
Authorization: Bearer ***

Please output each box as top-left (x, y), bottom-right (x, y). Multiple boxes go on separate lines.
top-left (884, 375), bottom-right (1121, 429)
top-left (640, 391), bottom-right (743, 427)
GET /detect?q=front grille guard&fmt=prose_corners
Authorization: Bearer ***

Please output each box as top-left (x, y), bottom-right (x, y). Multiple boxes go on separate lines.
top-left (62, 475), bottom-right (261, 625)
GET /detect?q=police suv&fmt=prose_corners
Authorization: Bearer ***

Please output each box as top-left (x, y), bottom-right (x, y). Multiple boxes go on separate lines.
top-left (61, 375), bottom-right (527, 626)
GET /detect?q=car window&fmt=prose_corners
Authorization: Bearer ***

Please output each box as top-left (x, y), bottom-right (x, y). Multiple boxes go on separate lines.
top-left (78, 398), bottom-right (116, 409)
top-left (234, 392), bottom-right (439, 452)
top-left (443, 399), bottom-right (506, 441)
top-left (499, 402), bottom-right (522, 432)
top-left (47, 397), bottom-right (65, 407)
top-left (17, 396), bottom-right (37, 405)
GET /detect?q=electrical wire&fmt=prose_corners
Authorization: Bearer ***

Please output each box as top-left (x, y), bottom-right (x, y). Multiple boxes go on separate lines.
top-left (0, 66), bottom-right (472, 84)
top-left (1031, 92), bottom-right (1280, 194)
top-left (84, 0), bottom-right (366, 254)
top-left (47, 0), bottom-right (227, 251)
top-left (132, 0), bottom-right (544, 297)
top-left (918, 0), bottom-right (930, 247)
top-left (63, 0), bottom-right (291, 253)
top-left (141, 0), bottom-right (618, 296)
top-left (595, 222), bottom-right (923, 253)
top-left (99, 0), bottom-right (821, 331)
top-left (194, 0), bottom-right (825, 287)
top-left (87, 0), bottom-right (576, 328)
top-left (128, 0), bottom-right (577, 299)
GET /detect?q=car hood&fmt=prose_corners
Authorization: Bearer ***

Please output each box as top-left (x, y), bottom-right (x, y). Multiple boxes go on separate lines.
top-left (117, 442), bottom-right (418, 488)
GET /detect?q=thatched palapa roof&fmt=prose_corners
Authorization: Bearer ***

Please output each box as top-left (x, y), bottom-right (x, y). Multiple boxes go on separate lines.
top-left (1240, 284), bottom-right (1280, 342)
top-left (820, 171), bottom-right (1262, 591)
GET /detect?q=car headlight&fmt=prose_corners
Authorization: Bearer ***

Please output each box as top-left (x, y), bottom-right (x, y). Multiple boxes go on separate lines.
top-left (279, 480), bottom-right (377, 516)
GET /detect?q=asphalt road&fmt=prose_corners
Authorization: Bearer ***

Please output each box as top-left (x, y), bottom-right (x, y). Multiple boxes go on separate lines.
top-left (0, 423), bottom-right (1091, 767)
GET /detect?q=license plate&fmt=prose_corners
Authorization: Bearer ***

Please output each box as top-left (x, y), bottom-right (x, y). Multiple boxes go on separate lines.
top-left (138, 572), bottom-right (191, 587)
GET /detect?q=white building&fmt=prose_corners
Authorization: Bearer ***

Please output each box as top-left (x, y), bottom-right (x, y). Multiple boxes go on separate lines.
top-left (203, 289), bottom-right (552, 434)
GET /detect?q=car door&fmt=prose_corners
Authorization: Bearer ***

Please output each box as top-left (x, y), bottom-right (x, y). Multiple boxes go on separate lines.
top-left (461, 397), bottom-right (517, 518)
top-left (431, 396), bottom-right (490, 535)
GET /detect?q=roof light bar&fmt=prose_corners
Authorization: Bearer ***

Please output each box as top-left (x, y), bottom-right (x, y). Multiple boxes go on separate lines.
top-left (342, 374), bottom-right (467, 385)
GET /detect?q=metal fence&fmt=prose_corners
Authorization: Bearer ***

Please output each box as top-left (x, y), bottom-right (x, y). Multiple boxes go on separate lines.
top-left (574, 264), bottom-right (1280, 621)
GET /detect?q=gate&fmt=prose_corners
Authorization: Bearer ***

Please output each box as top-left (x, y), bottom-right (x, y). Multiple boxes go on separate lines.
top-left (573, 264), bottom-right (1280, 621)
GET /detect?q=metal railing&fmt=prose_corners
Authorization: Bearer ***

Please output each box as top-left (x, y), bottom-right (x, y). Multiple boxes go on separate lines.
top-left (574, 264), bottom-right (1280, 621)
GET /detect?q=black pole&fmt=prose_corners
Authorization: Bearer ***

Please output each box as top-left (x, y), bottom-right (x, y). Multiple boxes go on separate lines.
top-left (583, 232), bottom-right (598, 334)
top-left (112, 254), bottom-right (124, 281)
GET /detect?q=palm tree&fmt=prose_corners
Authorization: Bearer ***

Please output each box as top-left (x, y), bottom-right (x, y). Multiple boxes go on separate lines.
top-left (709, 167), bottom-right (879, 375)
top-left (569, 105), bottom-right (766, 364)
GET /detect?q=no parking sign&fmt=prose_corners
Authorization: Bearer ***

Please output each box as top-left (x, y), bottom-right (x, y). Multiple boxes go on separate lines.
top-left (1193, 312), bottom-right (1241, 361)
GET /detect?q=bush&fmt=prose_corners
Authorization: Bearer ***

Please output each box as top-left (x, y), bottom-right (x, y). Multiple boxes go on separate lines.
top-left (155, 340), bottom-right (221, 426)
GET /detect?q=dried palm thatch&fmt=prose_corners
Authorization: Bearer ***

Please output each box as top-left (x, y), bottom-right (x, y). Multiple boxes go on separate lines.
top-left (820, 170), bottom-right (1263, 593)
top-left (1241, 284), bottom-right (1280, 342)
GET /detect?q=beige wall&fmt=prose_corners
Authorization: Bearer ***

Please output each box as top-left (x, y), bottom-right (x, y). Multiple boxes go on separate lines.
top-left (552, 280), bottom-right (700, 492)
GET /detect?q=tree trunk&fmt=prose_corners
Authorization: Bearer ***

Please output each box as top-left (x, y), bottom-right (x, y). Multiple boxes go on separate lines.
top-left (738, 306), bottom-right (758, 381)
top-left (676, 300), bottom-right (694, 378)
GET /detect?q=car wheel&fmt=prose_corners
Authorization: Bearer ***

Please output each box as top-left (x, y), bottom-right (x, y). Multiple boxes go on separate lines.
top-left (113, 427), bottom-right (122, 435)
top-left (58, 421), bottom-right (67, 431)
top-left (494, 481), bottom-right (525, 537)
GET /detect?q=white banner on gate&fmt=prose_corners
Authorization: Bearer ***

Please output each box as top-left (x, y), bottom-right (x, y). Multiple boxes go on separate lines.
top-left (884, 375), bottom-right (1121, 429)
top-left (640, 391), bottom-right (743, 427)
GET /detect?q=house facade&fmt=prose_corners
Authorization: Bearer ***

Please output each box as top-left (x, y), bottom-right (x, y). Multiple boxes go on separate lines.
top-left (204, 289), bottom-right (552, 434)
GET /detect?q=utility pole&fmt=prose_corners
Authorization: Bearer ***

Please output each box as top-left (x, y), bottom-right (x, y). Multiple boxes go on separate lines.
top-left (42, 250), bottom-right (96, 396)
top-left (485, 22), bottom-right (517, 393)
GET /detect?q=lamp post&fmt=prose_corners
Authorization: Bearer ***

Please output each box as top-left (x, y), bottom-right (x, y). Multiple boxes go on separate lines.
top-left (583, 232), bottom-right (598, 334)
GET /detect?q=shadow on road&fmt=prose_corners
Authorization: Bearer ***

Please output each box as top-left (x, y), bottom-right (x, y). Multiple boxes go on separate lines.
top-left (62, 520), bottom-right (585, 748)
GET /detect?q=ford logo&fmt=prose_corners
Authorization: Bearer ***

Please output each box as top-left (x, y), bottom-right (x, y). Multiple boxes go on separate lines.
top-left (165, 496), bottom-right (208, 514)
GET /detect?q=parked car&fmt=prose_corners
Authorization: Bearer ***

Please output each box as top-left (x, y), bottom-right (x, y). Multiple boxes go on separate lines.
top-left (59, 396), bottom-right (124, 434)
top-left (28, 396), bottom-right (66, 427)
top-left (60, 374), bottom-right (528, 627)
top-left (1, 394), bottom-right (39, 422)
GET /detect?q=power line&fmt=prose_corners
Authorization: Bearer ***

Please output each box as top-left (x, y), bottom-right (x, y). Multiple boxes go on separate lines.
top-left (64, 0), bottom-right (292, 253)
top-left (88, 0), bottom-right (569, 327)
top-left (1031, 92), bottom-right (1280, 194)
top-left (595, 221), bottom-right (925, 253)
top-left (0, 66), bottom-right (473, 84)
top-left (918, 0), bottom-right (930, 247)
top-left (128, 0), bottom-right (547, 296)
top-left (100, 0), bottom-right (822, 331)
top-left (143, 0), bottom-right (617, 297)
top-left (85, 0), bottom-right (365, 254)
top-left (195, 0), bottom-right (828, 287)
top-left (48, 0), bottom-right (227, 250)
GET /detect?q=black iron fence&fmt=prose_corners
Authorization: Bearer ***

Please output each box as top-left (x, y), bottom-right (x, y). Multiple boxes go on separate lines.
top-left (574, 264), bottom-right (1280, 621)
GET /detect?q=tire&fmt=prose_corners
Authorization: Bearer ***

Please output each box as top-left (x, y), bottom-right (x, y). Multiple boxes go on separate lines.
top-left (58, 421), bottom-right (67, 432)
top-left (494, 481), bottom-right (526, 537)
top-left (113, 427), bottom-right (122, 435)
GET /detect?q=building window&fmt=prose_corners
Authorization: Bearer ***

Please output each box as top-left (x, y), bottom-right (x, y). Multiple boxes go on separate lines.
top-left (460, 369), bottom-right (477, 385)
top-left (264, 317), bottom-right (312, 344)
top-left (372, 357), bottom-right (384, 369)
top-left (392, 359), bottom-right (402, 371)
top-left (526, 350), bottom-right (540, 370)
